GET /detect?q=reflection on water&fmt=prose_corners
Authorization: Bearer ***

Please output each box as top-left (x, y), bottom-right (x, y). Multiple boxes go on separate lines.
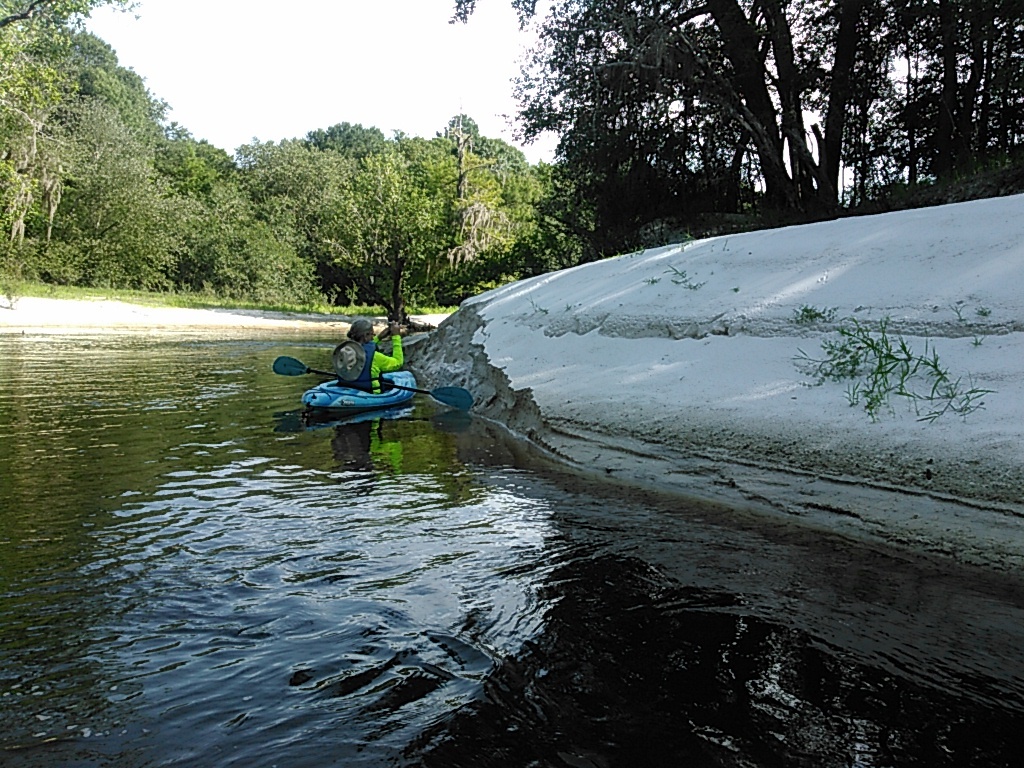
top-left (412, 552), bottom-right (1024, 767)
top-left (1, 335), bottom-right (1023, 767)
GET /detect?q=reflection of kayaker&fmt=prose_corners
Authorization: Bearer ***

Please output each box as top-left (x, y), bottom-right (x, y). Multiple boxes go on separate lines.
top-left (330, 418), bottom-right (404, 475)
top-left (331, 419), bottom-right (373, 471)
top-left (370, 422), bottom-right (404, 474)
top-left (336, 319), bottom-right (403, 394)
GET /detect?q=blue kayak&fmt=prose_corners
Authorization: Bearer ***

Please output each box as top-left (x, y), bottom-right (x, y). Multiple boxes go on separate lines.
top-left (301, 371), bottom-right (417, 414)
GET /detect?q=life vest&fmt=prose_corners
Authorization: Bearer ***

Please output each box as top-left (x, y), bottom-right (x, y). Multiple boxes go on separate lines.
top-left (352, 341), bottom-right (377, 388)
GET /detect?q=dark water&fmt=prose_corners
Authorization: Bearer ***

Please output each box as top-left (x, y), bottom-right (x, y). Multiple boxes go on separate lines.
top-left (2, 334), bottom-right (1024, 767)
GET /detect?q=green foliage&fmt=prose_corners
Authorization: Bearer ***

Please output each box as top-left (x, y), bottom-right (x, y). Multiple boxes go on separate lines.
top-left (1, 13), bottom-right (67, 241)
top-left (236, 138), bottom-right (358, 300)
top-left (0, 1), bottom-right (132, 29)
top-left (4, 5), bottom-right (556, 313)
top-left (793, 305), bottom-right (838, 324)
top-left (68, 32), bottom-right (166, 142)
top-left (1, 5), bottom-right (131, 245)
top-left (43, 99), bottom-right (181, 289)
top-left (796, 318), bottom-right (994, 422)
top-left (173, 184), bottom-right (317, 305)
top-left (331, 146), bottom-right (448, 320)
top-left (155, 138), bottom-right (229, 200)
top-left (304, 122), bottom-right (387, 159)
top-left (1, 239), bottom-right (26, 306)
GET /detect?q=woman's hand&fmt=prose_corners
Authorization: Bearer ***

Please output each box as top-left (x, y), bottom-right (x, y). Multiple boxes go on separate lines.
top-left (387, 321), bottom-right (402, 338)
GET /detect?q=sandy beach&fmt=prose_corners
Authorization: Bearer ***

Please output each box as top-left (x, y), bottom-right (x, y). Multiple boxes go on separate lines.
top-left (0, 296), bottom-right (448, 337)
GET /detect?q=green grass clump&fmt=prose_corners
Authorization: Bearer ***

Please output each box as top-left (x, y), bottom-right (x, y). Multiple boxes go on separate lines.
top-left (664, 266), bottom-right (706, 290)
top-left (793, 305), bottom-right (837, 324)
top-left (796, 318), bottom-right (993, 422)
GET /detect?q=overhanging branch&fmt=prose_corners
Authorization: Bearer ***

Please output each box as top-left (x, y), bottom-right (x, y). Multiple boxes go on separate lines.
top-left (0, 0), bottom-right (52, 29)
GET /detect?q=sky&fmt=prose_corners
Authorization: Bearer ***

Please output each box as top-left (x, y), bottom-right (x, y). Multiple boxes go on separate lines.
top-left (85, 0), bottom-right (558, 163)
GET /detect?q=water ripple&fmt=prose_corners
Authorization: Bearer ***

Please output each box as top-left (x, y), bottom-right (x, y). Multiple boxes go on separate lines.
top-left (3, 336), bottom-right (1024, 767)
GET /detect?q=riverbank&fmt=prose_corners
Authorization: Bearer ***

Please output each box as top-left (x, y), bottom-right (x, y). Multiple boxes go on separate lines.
top-left (5, 196), bottom-right (1023, 574)
top-left (409, 194), bottom-right (1024, 574)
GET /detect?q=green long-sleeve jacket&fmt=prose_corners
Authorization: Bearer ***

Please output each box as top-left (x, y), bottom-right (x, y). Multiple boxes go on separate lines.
top-left (370, 335), bottom-right (403, 393)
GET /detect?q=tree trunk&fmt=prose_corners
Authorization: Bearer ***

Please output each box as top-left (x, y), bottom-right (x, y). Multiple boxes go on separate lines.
top-left (822, 0), bottom-right (867, 201)
top-left (390, 255), bottom-right (407, 324)
top-left (957, 0), bottom-right (990, 170)
top-left (725, 140), bottom-right (746, 212)
top-left (976, 32), bottom-right (994, 155)
top-left (764, 0), bottom-right (837, 212)
top-left (705, 0), bottom-right (796, 210)
top-left (935, 0), bottom-right (959, 178)
top-left (905, 46), bottom-right (918, 185)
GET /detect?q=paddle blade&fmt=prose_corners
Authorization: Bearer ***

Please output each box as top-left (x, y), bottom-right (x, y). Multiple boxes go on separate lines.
top-left (273, 356), bottom-right (310, 376)
top-left (431, 386), bottom-right (474, 411)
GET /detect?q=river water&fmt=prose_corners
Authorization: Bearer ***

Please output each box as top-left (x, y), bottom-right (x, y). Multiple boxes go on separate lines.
top-left (2, 334), bottom-right (1024, 767)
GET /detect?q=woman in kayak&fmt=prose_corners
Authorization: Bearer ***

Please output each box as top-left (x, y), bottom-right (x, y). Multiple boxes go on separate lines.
top-left (337, 318), bottom-right (403, 393)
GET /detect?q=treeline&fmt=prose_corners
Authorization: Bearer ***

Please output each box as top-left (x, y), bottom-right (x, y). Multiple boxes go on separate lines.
top-left (5, 1), bottom-right (1024, 314)
top-left (459, 0), bottom-right (1024, 256)
top-left (1, 3), bottom-right (573, 318)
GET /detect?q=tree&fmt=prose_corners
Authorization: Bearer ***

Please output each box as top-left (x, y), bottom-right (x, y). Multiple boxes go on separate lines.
top-left (2, 1), bottom-right (131, 245)
top-left (155, 127), bottom-right (235, 201)
top-left (237, 138), bottom-right (357, 301)
top-left (450, 0), bottom-right (537, 24)
top-left (153, 126), bottom-right (315, 304)
top-left (68, 31), bottom-right (166, 143)
top-left (441, 114), bottom-right (518, 267)
top-left (43, 99), bottom-right (183, 288)
top-left (1, 0), bottom-right (129, 30)
top-left (435, 152), bottom-right (572, 302)
top-left (462, 0), bottom-right (1024, 221)
top-left (515, 1), bottom-right (880, 217)
top-left (305, 122), bottom-right (388, 159)
top-left (884, 0), bottom-right (1024, 182)
top-left (1, 11), bottom-right (64, 242)
top-left (172, 181), bottom-right (316, 304)
top-left (331, 146), bottom-right (448, 322)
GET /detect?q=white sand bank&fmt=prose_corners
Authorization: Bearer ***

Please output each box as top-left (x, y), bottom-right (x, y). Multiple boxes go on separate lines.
top-left (409, 195), bottom-right (1024, 573)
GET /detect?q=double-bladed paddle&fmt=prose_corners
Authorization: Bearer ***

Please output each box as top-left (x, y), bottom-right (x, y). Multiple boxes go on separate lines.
top-left (272, 355), bottom-right (474, 411)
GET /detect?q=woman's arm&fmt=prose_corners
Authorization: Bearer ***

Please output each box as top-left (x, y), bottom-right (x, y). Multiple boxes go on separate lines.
top-left (373, 335), bottom-right (403, 374)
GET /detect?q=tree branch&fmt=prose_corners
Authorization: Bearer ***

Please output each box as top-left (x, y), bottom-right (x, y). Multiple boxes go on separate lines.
top-left (0, 0), bottom-right (52, 30)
